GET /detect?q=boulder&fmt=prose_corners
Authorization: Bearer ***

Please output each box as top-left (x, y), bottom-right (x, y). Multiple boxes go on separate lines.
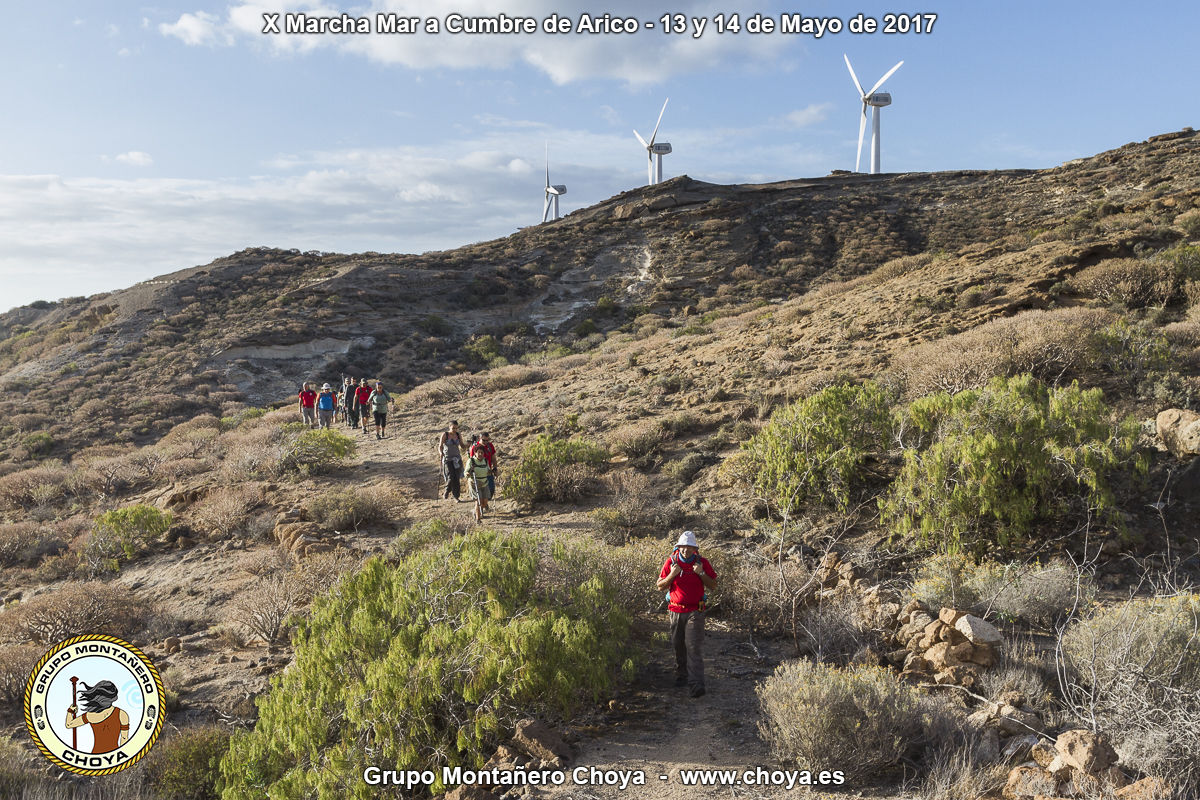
top-left (1115, 777), bottom-right (1173, 799)
top-left (1031, 741), bottom-right (1057, 769)
top-left (1157, 408), bottom-right (1200, 458)
top-left (996, 706), bottom-right (1044, 737)
top-left (513, 718), bottom-right (571, 764)
top-left (949, 641), bottom-right (976, 663)
top-left (163, 637), bottom-right (182, 655)
top-left (1003, 765), bottom-right (1057, 798)
top-left (939, 607), bottom-right (968, 626)
top-left (1001, 734), bottom-right (1040, 765)
top-left (969, 642), bottom-right (997, 667)
top-left (1055, 729), bottom-right (1118, 775)
top-left (956, 614), bottom-right (1004, 646)
top-left (925, 642), bottom-right (958, 670)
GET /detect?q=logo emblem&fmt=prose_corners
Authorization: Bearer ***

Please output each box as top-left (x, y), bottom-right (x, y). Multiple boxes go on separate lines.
top-left (24, 635), bottom-right (165, 776)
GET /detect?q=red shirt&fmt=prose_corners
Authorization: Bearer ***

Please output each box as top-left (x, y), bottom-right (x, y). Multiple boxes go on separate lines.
top-left (660, 554), bottom-right (716, 613)
top-left (298, 389), bottom-right (317, 408)
top-left (354, 386), bottom-right (372, 406)
top-left (470, 441), bottom-right (496, 468)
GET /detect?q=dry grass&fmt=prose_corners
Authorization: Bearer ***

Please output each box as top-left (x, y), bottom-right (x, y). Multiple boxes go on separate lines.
top-left (0, 582), bottom-right (150, 645)
top-left (481, 365), bottom-right (547, 391)
top-left (606, 420), bottom-right (666, 459)
top-left (309, 481), bottom-right (407, 531)
top-left (191, 484), bottom-right (263, 538)
top-left (1070, 257), bottom-right (1177, 307)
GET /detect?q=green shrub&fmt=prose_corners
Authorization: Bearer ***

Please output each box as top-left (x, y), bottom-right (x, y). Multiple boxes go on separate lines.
top-left (734, 382), bottom-right (892, 512)
top-left (220, 529), bottom-right (632, 798)
top-left (94, 504), bottom-right (173, 558)
top-left (882, 375), bottom-right (1144, 551)
top-left (1061, 595), bottom-right (1200, 789)
top-left (1092, 319), bottom-right (1174, 383)
top-left (502, 434), bottom-right (608, 506)
top-left (280, 428), bottom-right (356, 475)
top-left (757, 660), bottom-right (927, 782)
top-left (146, 725), bottom-right (231, 800)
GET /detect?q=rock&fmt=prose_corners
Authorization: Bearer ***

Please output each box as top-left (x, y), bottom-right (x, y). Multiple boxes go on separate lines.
top-left (969, 642), bottom-right (997, 667)
top-left (445, 786), bottom-right (502, 800)
top-left (1031, 741), bottom-right (1057, 769)
top-left (909, 611), bottom-right (935, 630)
top-left (899, 668), bottom-right (933, 685)
top-left (997, 707), bottom-right (1044, 737)
top-left (886, 648), bottom-right (910, 667)
top-left (925, 642), bottom-right (958, 670)
top-left (939, 607), bottom-right (967, 626)
top-left (940, 625), bottom-right (970, 646)
top-left (1157, 408), bottom-right (1200, 458)
top-left (1044, 755), bottom-right (1073, 782)
top-left (901, 598), bottom-right (923, 618)
top-left (956, 614), bottom-right (1004, 646)
top-left (1002, 734), bottom-right (1040, 765)
top-left (1055, 729), bottom-right (1118, 775)
top-left (903, 653), bottom-right (932, 673)
top-left (163, 637), bottom-right (182, 655)
top-left (934, 665), bottom-right (979, 688)
top-left (513, 718), bottom-right (571, 763)
top-left (1003, 765), bottom-right (1057, 798)
top-left (949, 641), bottom-right (976, 663)
top-left (978, 725), bottom-right (1001, 764)
top-left (1115, 777), bottom-right (1173, 799)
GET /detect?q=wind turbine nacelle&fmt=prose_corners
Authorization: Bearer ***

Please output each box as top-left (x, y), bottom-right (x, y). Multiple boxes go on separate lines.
top-left (650, 143), bottom-right (673, 155)
top-left (865, 92), bottom-right (892, 107)
top-left (551, 185), bottom-right (567, 195)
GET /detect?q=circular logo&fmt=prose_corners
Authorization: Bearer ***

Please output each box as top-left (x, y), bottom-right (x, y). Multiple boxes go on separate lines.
top-left (24, 635), bottom-right (165, 776)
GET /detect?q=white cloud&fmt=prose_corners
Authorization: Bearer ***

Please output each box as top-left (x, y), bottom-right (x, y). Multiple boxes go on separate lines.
top-left (114, 151), bottom-right (154, 167)
top-left (161, 0), bottom-right (789, 85)
top-left (785, 103), bottom-right (833, 128)
top-left (117, 48), bottom-right (131, 57)
top-left (159, 11), bottom-right (229, 47)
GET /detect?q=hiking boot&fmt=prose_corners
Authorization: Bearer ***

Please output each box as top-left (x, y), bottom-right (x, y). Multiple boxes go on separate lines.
top-left (689, 686), bottom-right (706, 698)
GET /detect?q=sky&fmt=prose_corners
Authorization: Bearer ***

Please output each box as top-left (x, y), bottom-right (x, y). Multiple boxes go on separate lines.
top-left (1, 1), bottom-right (1197, 311)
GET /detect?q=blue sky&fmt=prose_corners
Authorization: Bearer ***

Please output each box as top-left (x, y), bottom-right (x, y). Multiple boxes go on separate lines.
top-left (1, 1), bottom-right (1196, 311)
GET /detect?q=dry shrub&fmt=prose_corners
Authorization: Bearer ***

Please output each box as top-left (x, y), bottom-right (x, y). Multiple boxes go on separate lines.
top-left (758, 660), bottom-right (928, 782)
top-left (892, 307), bottom-right (1115, 396)
top-left (160, 415), bottom-right (222, 458)
top-left (191, 484), bottom-right (263, 538)
top-left (0, 522), bottom-right (65, 567)
top-left (401, 374), bottom-right (481, 408)
top-left (721, 553), bottom-right (814, 637)
top-left (159, 456), bottom-right (212, 480)
top-left (606, 420), bottom-right (666, 459)
top-left (545, 462), bottom-right (599, 503)
top-left (795, 590), bottom-right (887, 664)
top-left (482, 365), bottom-right (547, 391)
top-left (868, 252), bottom-right (937, 284)
top-left (230, 575), bottom-right (301, 644)
top-left (0, 582), bottom-right (150, 644)
top-left (1176, 208), bottom-right (1200, 237)
top-left (309, 482), bottom-right (407, 531)
top-left (289, 548), bottom-right (366, 601)
top-left (0, 645), bottom-right (41, 704)
top-left (220, 425), bottom-right (285, 480)
top-left (916, 736), bottom-right (1008, 800)
top-left (591, 471), bottom-right (663, 544)
top-left (1061, 595), bottom-right (1200, 790)
top-left (976, 638), bottom-right (1058, 714)
top-left (1163, 320), bottom-right (1200, 348)
top-left (1071, 257), bottom-right (1176, 307)
top-left (0, 462), bottom-right (73, 511)
top-left (541, 532), bottom-right (667, 616)
top-left (1186, 281), bottom-right (1200, 313)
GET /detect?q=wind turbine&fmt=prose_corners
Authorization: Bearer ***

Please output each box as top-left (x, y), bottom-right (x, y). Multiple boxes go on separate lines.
top-left (844, 54), bottom-right (903, 174)
top-left (542, 143), bottom-right (566, 223)
top-left (634, 98), bottom-right (672, 185)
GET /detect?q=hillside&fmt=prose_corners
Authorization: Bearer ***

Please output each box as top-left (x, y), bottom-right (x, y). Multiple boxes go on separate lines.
top-left (1, 128), bottom-right (1199, 799)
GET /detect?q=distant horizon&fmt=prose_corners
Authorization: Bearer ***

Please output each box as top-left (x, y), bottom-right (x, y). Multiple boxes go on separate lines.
top-left (2, 2), bottom-right (1197, 312)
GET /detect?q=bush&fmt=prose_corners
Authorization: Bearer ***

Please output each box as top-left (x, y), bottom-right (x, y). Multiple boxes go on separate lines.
top-left (1070, 257), bottom-right (1176, 307)
top-left (758, 660), bottom-right (928, 782)
top-left (0, 581), bottom-right (149, 644)
top-left (230, 574), bottom-right (303, 645)
top-left (502, 434), bottom-right (608, 506)
top-left (280, 428), bottom-right (356, 475)
top-left (882, 375), bottom-right (1144, 551)
top-left (1061, 595), bottom-right (1200, 789)
top-left (191, 485), bottom-right (261, 538)
top-left (1092, 319), bottom-right (1174, 384)
top-left (221, 530), bottom-right (632, 798)
top-left (309, 483), bottom-right (406, 531)
top-left (145, 725), bottom-right (231, 800)
top-left (481, 365), bottom-right (547, 391)
top-left (0, 644), bottom-right (41, 704)
top-left (733, 382), bottom-right (892, 512)
top-left (606, 420), bottom-right (665, 459)
top-left (93, 504), bottom-right (172, 559)
top-left (0, 522), bottom-right (65, 567)
top-left (1176, 208), bottom-right (1200, 237)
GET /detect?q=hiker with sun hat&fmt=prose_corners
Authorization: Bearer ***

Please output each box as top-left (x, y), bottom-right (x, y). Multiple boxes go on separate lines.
top-left (656, 530), bottom-right (718, 698)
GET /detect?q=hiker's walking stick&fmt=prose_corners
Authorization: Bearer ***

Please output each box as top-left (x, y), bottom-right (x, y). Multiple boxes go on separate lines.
top-left (70, 676), bottom-right (78, 750)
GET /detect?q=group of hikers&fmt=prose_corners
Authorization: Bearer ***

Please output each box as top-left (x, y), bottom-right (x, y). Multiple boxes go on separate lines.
top-left (297, 378), bottom-right (392, 439)
top-left (296, 386), bottom-right (716, 695)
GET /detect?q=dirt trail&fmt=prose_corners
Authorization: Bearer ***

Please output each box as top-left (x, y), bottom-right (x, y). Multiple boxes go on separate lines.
top-left (341, 410), bottom-right (860, 800)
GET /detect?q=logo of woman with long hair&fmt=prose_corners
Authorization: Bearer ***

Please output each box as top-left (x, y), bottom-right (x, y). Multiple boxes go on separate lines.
top-left (24, 635), bottom-right (164, 776)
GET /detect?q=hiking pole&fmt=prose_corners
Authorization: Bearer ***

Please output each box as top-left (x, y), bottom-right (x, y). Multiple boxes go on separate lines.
top-left (70, 676), bottom-right (78, 749)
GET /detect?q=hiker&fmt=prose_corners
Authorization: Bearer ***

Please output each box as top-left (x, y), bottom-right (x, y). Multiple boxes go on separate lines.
top-left (468, 431), bottom-right (498, 500)
top-left (354, 379), bottom-right (373, 435)
top-left (316, 383), bottom-right (337, 429)
top-left (298, 382), bottom-right (317, 428)
top-left (438, 421), bottom-right (466, 501)
top-left (342, 377), bottom-right (357, 428)
top-left (656, 531), bottom-right (718, 698)
top-left (368, 381), bottom-right (392, 439)
top-left (464, 435), bottom-right (493, 522)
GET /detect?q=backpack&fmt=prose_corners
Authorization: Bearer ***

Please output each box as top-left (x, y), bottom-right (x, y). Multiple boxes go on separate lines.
top-left (665, 547), bottom-right (708, 611)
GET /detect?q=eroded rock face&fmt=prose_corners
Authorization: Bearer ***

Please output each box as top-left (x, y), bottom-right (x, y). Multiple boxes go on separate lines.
top-left (1054, 729), bottom-right (1119, 775)
top-left (1157, 408), bottom-right (1200, 458)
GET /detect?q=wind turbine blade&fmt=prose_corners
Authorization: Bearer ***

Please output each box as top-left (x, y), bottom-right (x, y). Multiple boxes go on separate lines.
top-left (545, 142), bottom-right (550, 188)
top-left (856, 104), bottom-right (867, 173)
top-left (633, 129), bottom-right (648, 149)
top-left (542, 195), bottom-right (552, 223)
top-left (868, 60), bottom-right (904, 96)
top-left (648, 97), bottom-right (669, 147)
top-left (843, 54), bottom-right (865, 97)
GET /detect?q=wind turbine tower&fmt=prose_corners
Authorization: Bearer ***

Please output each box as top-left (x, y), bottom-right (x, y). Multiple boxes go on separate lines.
top-left (843, 55), bottom-right (903, 174)
top-left (634, 98), bottom-right (672, 185)
top-left (542, 143), bottom-right (567, 223)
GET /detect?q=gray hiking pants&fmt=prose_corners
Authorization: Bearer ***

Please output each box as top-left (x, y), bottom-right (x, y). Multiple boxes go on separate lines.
top-left (669, 610), bottom-right (705, 689)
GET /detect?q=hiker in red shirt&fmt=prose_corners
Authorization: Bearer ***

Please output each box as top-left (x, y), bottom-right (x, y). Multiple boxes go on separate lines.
top-left (353, 379), bottom-right (373, 435)
top-left (656, 531), bottom-right (718, 698)
top-left (298, 383), bottom-right (317, 428)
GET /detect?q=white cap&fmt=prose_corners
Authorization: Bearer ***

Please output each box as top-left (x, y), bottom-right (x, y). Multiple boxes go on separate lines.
top-left (676, 530), bottom-right (698, 548)
top-left (322, 383), bottom-right (331, 390)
